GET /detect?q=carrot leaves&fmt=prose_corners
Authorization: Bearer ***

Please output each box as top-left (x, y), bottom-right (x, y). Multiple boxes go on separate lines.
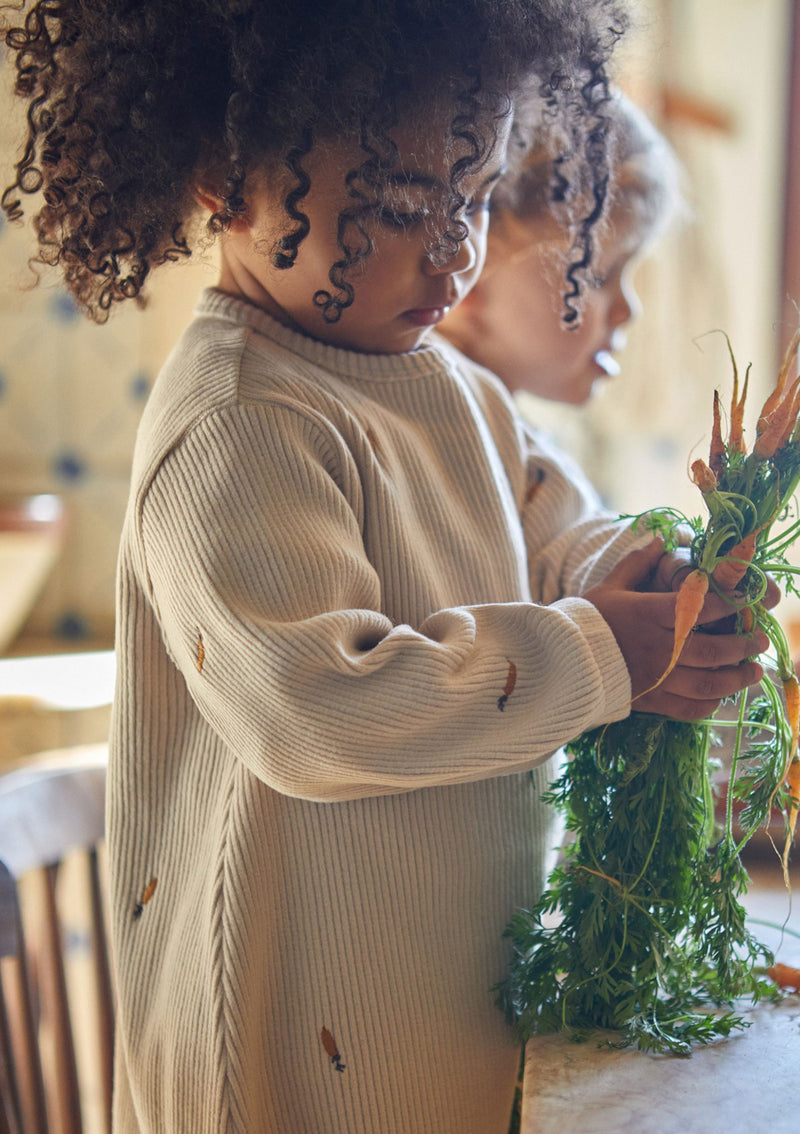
top-left (499, 332), bottom-right (800, 1053)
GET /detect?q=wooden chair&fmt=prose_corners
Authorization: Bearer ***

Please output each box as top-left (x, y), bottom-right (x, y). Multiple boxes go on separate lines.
top-left (0, 744), bottom-right (112, 1134)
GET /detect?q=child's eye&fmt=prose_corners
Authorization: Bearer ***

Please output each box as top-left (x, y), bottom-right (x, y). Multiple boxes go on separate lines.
top-left (464, 198), bottom-right (490, 218)
top-left (378, 207), bottom-right (427, 231)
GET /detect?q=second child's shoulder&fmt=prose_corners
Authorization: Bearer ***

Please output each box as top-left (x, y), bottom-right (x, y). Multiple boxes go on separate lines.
top-left (429, 330), bottom-right (521, 428)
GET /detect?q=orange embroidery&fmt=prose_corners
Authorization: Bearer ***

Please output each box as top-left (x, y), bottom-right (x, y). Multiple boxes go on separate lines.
top-left (133, 878), bottom-right (158, 919)
top-left (320, 1026), bottom-right (346, 1072)
top-left (196, 633), bottom-right (205, 673)
top-left (497, 660), bottom-right (517, 711)
top-left (524, 470), bottom-right (545, 505)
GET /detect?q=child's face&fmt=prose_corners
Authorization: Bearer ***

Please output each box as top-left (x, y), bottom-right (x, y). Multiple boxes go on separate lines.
top-left (215, 112), bottom-right (511, 354)
top-left (443, 210), bottom-right (644, 405)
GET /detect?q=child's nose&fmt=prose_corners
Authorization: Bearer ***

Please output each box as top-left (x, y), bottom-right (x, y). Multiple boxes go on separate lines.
top-left (611, 274), bottom-right (642, 329)
top-left (423, 234), bottom-right (477, 277)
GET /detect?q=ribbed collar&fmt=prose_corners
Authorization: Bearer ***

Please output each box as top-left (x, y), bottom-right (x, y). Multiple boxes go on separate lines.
top-left (194, 288), bottom-right (450, 383)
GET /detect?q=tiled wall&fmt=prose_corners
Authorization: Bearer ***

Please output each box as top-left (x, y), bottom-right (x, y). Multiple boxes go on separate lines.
top-left (0, 58), bottom-right (216, 650)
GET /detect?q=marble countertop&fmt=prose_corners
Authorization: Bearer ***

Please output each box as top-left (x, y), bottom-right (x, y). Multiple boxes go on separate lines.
top-left (521, 860), bottom-right (800, 1133)
top-left (522, 998), bottom-right (799, 1133)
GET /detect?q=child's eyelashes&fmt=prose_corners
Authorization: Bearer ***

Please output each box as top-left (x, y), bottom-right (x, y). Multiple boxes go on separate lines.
top-left (464, 197), bottom-right (491, 218)
top-left (378, 207), bottom-right (429, 231)
top-left (376, 195), bottom-right (490, 232)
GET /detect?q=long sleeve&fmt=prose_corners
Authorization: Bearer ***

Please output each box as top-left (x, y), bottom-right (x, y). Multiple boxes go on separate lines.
top-left (138, 392), bottom-right (632, 802)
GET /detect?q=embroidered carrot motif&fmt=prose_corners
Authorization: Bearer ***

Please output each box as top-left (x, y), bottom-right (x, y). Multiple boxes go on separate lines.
top-left (196, 633), bottom-right (205, 673)
top-left (497, 660), bottom-right (518, 711)
top-left (133, 878), bottom-right (158, 919)
top-left (525, 471), bottom-right (545, 506)
top-left (320, 1027), bottom-right (346, 1072)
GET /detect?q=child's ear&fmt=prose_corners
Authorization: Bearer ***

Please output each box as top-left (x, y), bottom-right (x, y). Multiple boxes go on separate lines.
top-left (192, 181), bottom-right (251, 232)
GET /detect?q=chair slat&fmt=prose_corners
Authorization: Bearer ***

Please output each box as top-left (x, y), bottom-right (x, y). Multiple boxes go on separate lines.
top-left (38, 864), bottom-right (82, 1134)
top-left (0, 992), bottom-right (24, 1134)
top-left (0, 749), bottom-right (111, 1134)
top-left (0, 877), bottom-right (48, 1134)
top-left (88, 850), bottom-right (114, 1134)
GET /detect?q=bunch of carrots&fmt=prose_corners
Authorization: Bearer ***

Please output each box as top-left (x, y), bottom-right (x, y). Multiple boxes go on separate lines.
top-left (499, 331), bottom-right (800, 1053)
top-left (673, 331), bottom-right (800, 873)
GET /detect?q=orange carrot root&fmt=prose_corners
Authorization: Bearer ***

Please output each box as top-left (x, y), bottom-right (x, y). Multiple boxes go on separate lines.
top-left (729, 365), bottom-right (749, 454)
top-left (632, 568), bottom-right (709, 703)
top-left (779, 674), bottom-right (800, 881)
top-left (755, 374), bottom-right (800, 459)
top-left (691, 458), bottom-right (718, 493)
top-left (709, 390), bottom-right (725, 478)
top-left (766, 962), bottom-right (800, 992)
top-left (782, 756), bottom-right (800, 876)
top-left (711, 530), bottom-right (757, 591)
top-left (757, 328), bottom-right (800, 432)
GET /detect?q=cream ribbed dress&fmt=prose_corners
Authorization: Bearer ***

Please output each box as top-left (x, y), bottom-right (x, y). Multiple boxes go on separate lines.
top-left (108, 289), bottom-right (639, 1133)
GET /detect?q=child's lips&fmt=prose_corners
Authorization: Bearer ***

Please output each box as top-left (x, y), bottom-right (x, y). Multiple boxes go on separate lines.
top-left (593, 350), bottom-right (621, 377)
top-left (404, 305), bottom-right (452, 327)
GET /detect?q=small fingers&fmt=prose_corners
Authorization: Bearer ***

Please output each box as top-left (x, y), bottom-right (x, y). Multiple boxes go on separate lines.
top-left (636, 658), bottom-right (765, 720)
top-left (662, 658), bottom-right (764, 702)
top-left (678, 628), bottom-right (769, 669)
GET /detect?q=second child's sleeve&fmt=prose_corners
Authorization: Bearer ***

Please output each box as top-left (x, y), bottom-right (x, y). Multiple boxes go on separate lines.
top-left (518, 421), bottom-right (653, 603)
top-left (136, 400), bottom-right (634, 802)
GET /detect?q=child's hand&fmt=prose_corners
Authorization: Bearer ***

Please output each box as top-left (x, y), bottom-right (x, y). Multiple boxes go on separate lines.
top-left (585, 539), bottom-right (769, 721)
top-left (651, 545), bottom-right (781, 610)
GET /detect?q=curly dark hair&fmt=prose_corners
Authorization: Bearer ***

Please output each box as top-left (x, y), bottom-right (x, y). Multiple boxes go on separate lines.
top-left (1, 0), bottom-right (629, 323)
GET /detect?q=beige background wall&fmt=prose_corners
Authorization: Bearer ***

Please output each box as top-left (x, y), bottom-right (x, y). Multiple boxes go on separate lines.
top-left (522, 0), bottom-right (793, 520)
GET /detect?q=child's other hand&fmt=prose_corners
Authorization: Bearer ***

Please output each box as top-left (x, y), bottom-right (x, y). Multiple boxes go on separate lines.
top-left (652, 545), bottom-right (781, 611)
top-left (585, 539), bottom-right (769, 721)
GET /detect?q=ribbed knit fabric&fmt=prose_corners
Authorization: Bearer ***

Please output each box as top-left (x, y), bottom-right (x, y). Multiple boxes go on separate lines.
top-left (108, 289), bottom-right (642, 1133)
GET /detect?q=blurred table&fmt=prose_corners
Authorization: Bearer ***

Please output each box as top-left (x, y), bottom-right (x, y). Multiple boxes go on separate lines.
top-left (0, 650), bottom-right (115, 770)
top-left (0, 495), bottom-right (64, 654)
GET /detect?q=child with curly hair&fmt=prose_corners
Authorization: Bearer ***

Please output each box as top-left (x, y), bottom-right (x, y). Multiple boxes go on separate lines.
top-left (1, 4), bottom-right (769, 1132)
top-left (440, 89), bottom-right (683, 405)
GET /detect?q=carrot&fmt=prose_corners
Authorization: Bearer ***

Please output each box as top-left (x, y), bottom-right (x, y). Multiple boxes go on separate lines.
top-left (498, 659), bottom-right (518, 711)
top-left (668, 568), bottom-right (710, 670)
top-left (757, 328), bottom-right (800, 433)
top-left (754, 374), bottom-right (800, 459)
top-left (766, 962), bottom-right (800, 992)
top-left (711, 530), bottom-right (757, 592)
top-left (709, 389), bottom-right (725, 478)
top-left (778, 674), bottom-right (800, 881)
top-left (133, 877), bottom-right (158, 919)
top-left (782, 755), bottom-right (800, 879)
top-left (632, 568), bottom-right (709, 702)
top-left (320, 1027), bottom-right (346, 1072)
top-left (739, 605), bottom-right (755, 633)
top-left (777, 378), bottom-right (800, 451)
top-left (729, 363), bottom-right (749, 455)
top-left (780, 675), bottom-right (799, 780)
top-left (691, 458), bottom-right (717, 494)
